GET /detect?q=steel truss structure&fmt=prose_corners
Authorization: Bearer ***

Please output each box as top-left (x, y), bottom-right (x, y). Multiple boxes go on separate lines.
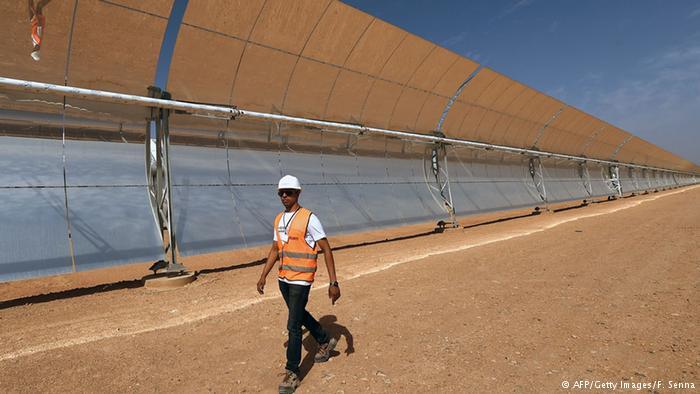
top-left (424, 133), bottom-right (458, 228)
top-left (578, 162), bottom-right (593, 198)
top-left (145, 87), bottom-right (184, 273)
top-left (527, 156), bottom-right (548, 205)
top-left (605, 165), bottom-right (623, 198)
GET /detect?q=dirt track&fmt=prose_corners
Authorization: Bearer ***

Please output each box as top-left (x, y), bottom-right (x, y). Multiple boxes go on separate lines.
top-left (0, 187), bottom-right (698, 393)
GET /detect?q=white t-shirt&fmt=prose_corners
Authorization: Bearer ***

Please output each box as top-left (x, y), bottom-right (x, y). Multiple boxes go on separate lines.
top-left (274, 211), bottom-right (326, 286)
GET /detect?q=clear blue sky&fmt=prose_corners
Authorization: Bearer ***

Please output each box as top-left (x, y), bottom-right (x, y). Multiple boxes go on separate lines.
top-left (344, 0), bottom-right (700, 165)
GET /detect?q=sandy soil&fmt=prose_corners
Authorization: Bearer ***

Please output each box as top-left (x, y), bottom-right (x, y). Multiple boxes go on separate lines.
top-left (0, 186), bottom-right (698, 393)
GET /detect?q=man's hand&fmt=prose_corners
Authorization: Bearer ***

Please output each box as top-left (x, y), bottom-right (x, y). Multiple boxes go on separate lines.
top-left (328, 285), bottom-right (341, 305)
top-left (257, 276), bottom-right (266, 295)
top-left (318, 238), bottom-right (340, 305)
top-left (257, 242), bottom-right (279, 295)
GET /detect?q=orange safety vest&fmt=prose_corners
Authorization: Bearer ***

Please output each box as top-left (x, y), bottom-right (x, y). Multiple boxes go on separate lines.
top-left (275, 207), bottom-right (319, 283)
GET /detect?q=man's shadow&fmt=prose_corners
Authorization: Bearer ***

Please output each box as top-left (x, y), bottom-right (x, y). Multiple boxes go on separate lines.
top-left (283, 315), bottom-right (355, 379)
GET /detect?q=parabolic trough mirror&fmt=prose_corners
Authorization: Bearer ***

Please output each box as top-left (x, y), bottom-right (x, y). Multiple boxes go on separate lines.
top-left (0, 0), bottom-right (698, 282)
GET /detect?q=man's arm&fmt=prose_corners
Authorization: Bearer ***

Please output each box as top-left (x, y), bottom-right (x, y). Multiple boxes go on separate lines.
top-left (317, 238), bottom-right (340, 304)
top-left (257, 242), bottom-right (279, 294)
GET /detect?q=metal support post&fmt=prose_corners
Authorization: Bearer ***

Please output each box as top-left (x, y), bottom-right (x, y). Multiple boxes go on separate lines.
top-left (642, 168), bottom-right (652, 192)
top-left (653, 170), bottom-right (661, 192)
top-left (527, 156), bottom-right (548, 210)
top-left (146, 86), bottom-right (186, 274)
top-left (629, 167), bottom-right (640, 194)
top-left (578, 161), bottom-right (593, 200)
top-left (424, 132), bottom-right (458, 228)
top-left (605, 164), bottom-right (622, 198)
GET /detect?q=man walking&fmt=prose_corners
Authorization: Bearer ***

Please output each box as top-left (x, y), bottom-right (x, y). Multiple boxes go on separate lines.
top-left (257, 175), bottom-right (341, 394)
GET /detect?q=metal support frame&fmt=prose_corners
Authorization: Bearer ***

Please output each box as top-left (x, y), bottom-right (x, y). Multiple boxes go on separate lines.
top-left (611, 135), bottom-right (633, 161)
top-left (653, 170), bottom-right (659, 190)
top-left (527, 156), bottom-right (548, 208)
top-left (578, 161), bottom-right (593, 197)
top-left (423, 132), bottom-right (458, 228)
top-left (641, 168), bottom-right (652, 190)
top-left (531, 106), bottom-right (566, 149)
top-left (146, 87), bottom-right (184, 273)
top-left (428, 67), bottom-right (481, 228)
top-left (435, 66), bottom-right (481, 133)
top-left (629, 166), bottom-right (640, 193)
top-left (605, 164), bottom-right (623, 197)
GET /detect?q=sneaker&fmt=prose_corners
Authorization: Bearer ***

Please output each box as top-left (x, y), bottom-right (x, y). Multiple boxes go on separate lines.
top-left (279, 370), bottom-right (300, 394)
top-left (314, 337), bottom-right (338, 363)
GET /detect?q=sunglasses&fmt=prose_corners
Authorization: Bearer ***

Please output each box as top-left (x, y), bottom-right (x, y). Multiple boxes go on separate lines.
top-left (278, 189), bottom-right (299, 197)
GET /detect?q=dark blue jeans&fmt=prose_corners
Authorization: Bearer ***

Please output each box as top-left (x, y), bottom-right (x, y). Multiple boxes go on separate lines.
top-left (278, 280), bottom-right (329, 375)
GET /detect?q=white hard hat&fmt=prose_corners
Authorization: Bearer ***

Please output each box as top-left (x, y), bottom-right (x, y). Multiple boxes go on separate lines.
top-left (31, 50), bottom-right (41, 61)
top-left (278, 175), bottom-right (301, 190)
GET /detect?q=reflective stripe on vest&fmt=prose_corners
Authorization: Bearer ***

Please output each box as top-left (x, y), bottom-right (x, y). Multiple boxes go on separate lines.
top-left (279, 264), bottom-right (317, 273)
top-left (275, 207), bottom-right (319, 283)
top-left (281, 251), bottom-right (318, 260)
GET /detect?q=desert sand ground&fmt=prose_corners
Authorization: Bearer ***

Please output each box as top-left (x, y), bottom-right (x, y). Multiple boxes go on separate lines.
top-left (0, 186), bottom-right (698, 393)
